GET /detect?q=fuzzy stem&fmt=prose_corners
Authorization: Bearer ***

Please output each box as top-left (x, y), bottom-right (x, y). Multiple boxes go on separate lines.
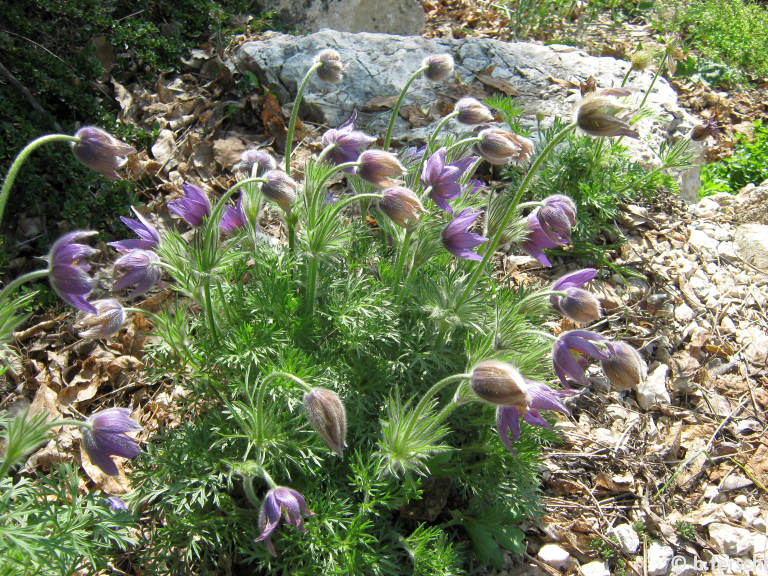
top-left (427, 110), bottom-right (459, 152)
top-left (0, 134), bottom-right (79, 223)
top-left (516, 200), bottom-right (543, 211)
top-left (456, 122), bottom-right (578, 309)
top-left (383, 65), bottom-right (428, 151)
top-left (243, 476), bottom-right (261, 507)
top-left (393, 229), bottom-right (413, 296)
top-left (445, 136), bottom-right (481, 156)
top-left (620, 65), bottom-right (632, 87)
top-left (316, 143), bottom-right (337, 165)
top-left (255, 371), bottom-right (311, 447)
top-left (285, 62), bottom-right (323, 175)
top-left (304, 254), bottom-right (319, 322)
top-left (638, 60), bottom-right (666, 111)
top-left (203, 280), bottom-right (218, 340)
top-left (413, 373), bottom-right (470, 417)
top-left (0, 269), bottom-right (49, 302)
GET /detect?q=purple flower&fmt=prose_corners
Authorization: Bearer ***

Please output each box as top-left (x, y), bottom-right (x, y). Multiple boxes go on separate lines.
top-left (474, 128), bottom-right (534, 165)
top-left (72, 126), bottom-right (136, 180)
top-left (496, 380), bottom-right (575, 453)
top-left (168, 183), bottom-right (211, 227)
top-left (322, 110), bottom-right (376, 172)
top-left (379, 186), bottom-right (426, 228)
top-left (421, 148), bottom-right (478, 214)
top-left (47, 230), bottom-right (99, 314)
top-left (113, 249), bottom-right (162, 298)
top-left (106, 496), bottom-right (128, 511)
top-left (537, 195), bottom-right (576, 244)
top-left (220, 195), bottom-right (247, 232)
top-left (314, 49), bottom-right (345, 83)
top-left (550, 268), bottom-right (602, 323)
top-left (82, 408), bottom-right (141, 476)
top-left (356, 150), bottom-right (406, 188)
top-left (255, 486), bottom-right (316, 556)
top-left (553, 330), bottom-right (612, 388)
top-left (75, 299), bottom-right (125, 339)
top-left (237, 149), bottom-right (276, 176)
top-left (466, 179), bottom-right (487, 196)
top-left (441, 209), bottom-right (488, 261)
top-left (601, 341), bottom-right (647, 391)
top-left (423, 53), bottom-right (454, 82)
top-left (108, 207), bottom-right (160, 253)
top-left (521, 209), bottom-right (559, 267)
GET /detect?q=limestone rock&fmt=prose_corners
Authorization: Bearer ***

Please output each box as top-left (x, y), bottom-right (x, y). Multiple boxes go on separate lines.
top-left (734, 223), bottom-right (768, 269)
top-left (537, 543), bottom-right (570, 568)
top-left (612, 523), bottom-right (639, 554)
top-left (636, 363), bottom-right (670, 410)
top-left (647, 541), bottom-right (674, 576)
top-left (709, 522), bottom-right (754, 556)
top-left (580, 560), bottom-right (610, 576)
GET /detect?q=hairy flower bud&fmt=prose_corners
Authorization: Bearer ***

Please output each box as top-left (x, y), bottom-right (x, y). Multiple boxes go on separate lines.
top-left (303, 387), bottom-right (347, 457)
top-left (576, 88), bottom-right (639, 138)
top-left (423, 53), bottom-right (454, 82)
top-left (455, 97), bottom-right (494, 124)
top-left (600, 341), bottom-right (647, 391)
top-left (537, 194), bottom-right (576, 244)
top-left (315, 49), bottom-right (345, 83)
top-left (630, 49), bottom-right (654, 71)
top-left (379, 186), bottom-right (426, 228)
top-left (72, 126), bottom-right (136, 180)
top-left (237, 149), bottom-right (276, 176)
top-left (262, 170), bottom-right (298, 212)
top-left (475, 128), bottom-right (534, 165)
top-left (76, 299), bottom-right (125, 339)
top-left (356, 150), bottom-right (406, 187)
top-left (470, 361), bottom-right (531, 409)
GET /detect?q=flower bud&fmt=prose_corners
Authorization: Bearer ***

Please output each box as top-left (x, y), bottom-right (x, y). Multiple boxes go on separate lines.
top-left (75, 299), bottom-right (125, 339)
top-left (237, 149), bottom-right (276, 176)
top-left (470, 361), bottom-right (531, 409)
top-left (576, 88), bottom-right (639, 138)
top-left (72, 126), bottom-right (136, 180)
top-left (537, 194), bottom-right (576, 244)
top-left (379, 186), bottom-right (426, 228)
top-left (356, 150), bottom-right (406, 187)
top-left (423, 53), bottom-right (454, 82)
top-left (600, 342), bottom-right (647, 391)
top-left (303, 387), bottom-right (347, 457)
top-left (262, 169), bottom-right (298, 212)
top-left (630, 49), bottom-right (654, 71)
top-left (455, 97), bottom-right (494, 124)
top-left (315, 49), bottom-right (345, 83)
top-left (475, 128), bottom-right (534, 165)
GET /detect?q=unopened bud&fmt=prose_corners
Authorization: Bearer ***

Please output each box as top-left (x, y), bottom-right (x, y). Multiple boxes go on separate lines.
top-left (356, 150), bottom-right (406, 187)
top-left (75, 299), bottom-right (125, 339)
top-left (600, 342), bottom-right (647, 390)
top-left (576, 88), bottom-right (639, 139)
top-left (470, 361), bottom-right (531, 409)
top-left (630, 50), bottom-right (654, 71)
top-left (238, 149), bottom-right (276, 176)
top-left (262, 170), bottom-right (298, 212)
top-left (303, 387), bottom-right (347, 457)
top-left (455, 97), bottom-right (494, 124)
top-left (380, 186), bottom-right (426, 228)
top-left (558, 289), bottom-right (602, 323)
top-left (423, 53), bottom-right (454, 82)
top-left (315, 49), bottom-right (345, 83)
top-left (475, 128), bottom-right (534, 165)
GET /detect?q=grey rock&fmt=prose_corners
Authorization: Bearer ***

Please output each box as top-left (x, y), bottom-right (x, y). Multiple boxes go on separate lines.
top-left (734, 494), bottom-right (749, 506)
top-left (722, 502), bottom-right (743, 522)
top-left (721, 474), bottom-right (754, 491)
top-left (689, 229), bottom-right (719, 258)
top-left (709, 522), bottom-right (754, 556)
top-left (637, 363), bottom-right (670, 410)
top-left (537, 543), bottom-right (570, 568)
top-left (734, 223), bottom-right (768, 269)
top-left (612, 523), bottom-right (639, 554)
top-left (647, 541), bottom-right (674, 576)
top-left (237, 30), bottom-right (694, 152)
top-left (580, 560), bottom-right (610, 576)
top-left (744, 506), bottom-right (767, 531)
top-left (675, 302), bottom-right (695, 324)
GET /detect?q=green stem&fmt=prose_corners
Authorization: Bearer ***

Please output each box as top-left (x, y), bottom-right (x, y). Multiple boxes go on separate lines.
top-left (255, 371), bottom-right (311, 449)
top-left (327, 192), bottom-right (383, 223)
top-left (456, 122), bottom-right (578, 309)
top-left (0, 134), bottom-right (79, 224)
top-left (393, 228), bottom-right (413, 296)
top-left (383, 65), bottom-right (428, 151)
top-left (285, 62), bottom-right (323, 174)
top-left (516, 200), bottom-right (543, 211)
top-left (413, 373), bottom-right (470, 417)
top-left (203, 280), bottom-right (219, 340)
top-left (445, 136), bottom-right (481, 156)
top-left (427, 111), bottom-right (459, 152)
top-left (304, 254), bottom-right (319, 321)
top-left (0, 269), bottom-right (49, 302)
top-left (620, 65), bottom-right (632, 87)
top-left (638, 60), bottom-right (666, 111)
top-left (243, 476), bottom-right (261, 507)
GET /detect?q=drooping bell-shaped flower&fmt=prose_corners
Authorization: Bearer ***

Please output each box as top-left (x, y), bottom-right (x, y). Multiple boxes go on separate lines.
top-left (474, 128), bottom-right (534, 165)
top-left (72, 126), bottom-right (136, 180)
top-left (441, 208), bottom-right (488, 261)
top-left (81, 408), bottom-right (141, 476)
top-left (113, 249), bottom-right (162, 298)
top-left (356, 150), bottom-right (406, 188)
top-left (379, 186), bottom-right (426, 228)
top-left (600, 341), bottom-right (647, 390)
top-left (168, 183), bottom-right (211, 227)
top-left (47, 230), bottom-right (99, 314)
top-left (106, 496), bottom-right (128, 511)
top-left (576, 88), bottom-right (638, 138)
top-left (470, 360), bottom-right (530, 409)
top-left (220, 195), bottom-right (247, 232)
top-left (321, 110), bottom-right (377, 172)
top-left (303, 387), bottom-right (347, 457)
top-left (421, 147), bottom-right (477, 214)
top-left (108, 207), bottom-right (160, 253)
top-left (237, 149), bottom-right (276, 177)
top-left (521, 209), bottom-right (559, 268)
top-left (314, 49), bottom-right (345, 83)
top-left (423, 53), bottom-right (454, 82)
top-left (552, 330), bottom-right (612, 388)
top-left (262, 170), bottom-right (298, 212)
top-left (455, 97), bottom-right (494, 125)
top-left (75, 299), bottom-right (125, 339)
top-left (551, 268), bottom-right (602, 324)
top-left (537, 194), bottom-right (576, 245)
top-left (496, 381), bottom-right (575, 453)
top-left (255, 486), bottom-right (316, 556)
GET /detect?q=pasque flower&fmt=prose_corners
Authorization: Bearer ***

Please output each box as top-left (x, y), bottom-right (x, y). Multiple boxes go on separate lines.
top-left (255, 486), bottom-right (316, 556)
top-left (72, 126), bottom-right (136, 180)
top-left (423, 53), bottom-right (454, 82)
top-left (113, 249), bottom-right (162, 297)
top-left (421, 148), bottom-right (478, 214)
top-left (470, 360), bottom-right (530, 409)
top-left (321, 110), bottom-right (376, 172)
top-left (475, 128), bottom-right (534, 165)
top-left (75, 299), bottom-right (125, 339)
top-left (379, 186), bottom-right (426, 228)
top-left (456, 97), bottom-right (494, 125)
top-left (220, 195), bottom-right (247, 232)
top-left (521, 210), bottom-right (559, 268)
top-left (442, 209), bottom-right (488, 261)
top-left (237, 149), bottom-right (276, 176)
top-left (496, 381), bottom-right (574, 453)
top-left (315, 49), bottom-right (345, 83)
top-left (553, 330), bottom-right (612, 388)
top-left (168, 183), bottom-right (211, 227)
top-left (551, 268), bottom-right (602, 323)
top-left (600, 341), bottom-right (647, 390)
top-left (108, 207), bottom-right (160, 253)
top-left (303, 388), bottom-right (347, 457)
top-left (48, 230), bottom-right (99, 314)
top-left (356, 150), bottom-right (406, 187)
top-left (537, 194), bottom-right (576, 244)
top-left (81, 408), bottom-right (141, 476)
top-left (576, 88), bottom-right (639, 138)
top-left (262, 170), bottom-right (298, 212)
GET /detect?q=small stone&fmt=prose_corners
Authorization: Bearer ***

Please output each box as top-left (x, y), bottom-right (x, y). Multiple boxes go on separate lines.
top-left (636, 364), bottom-right (670, 410)
top-left (722, 474), bottom-right (753, 491)
top-left (718, 241), bottom-right (737, 258)
top-left (580, 560), bottom-right (610, 576)
top-left (690, 229), bottom-right (719, 256)
top-left (647, 541), bottom-right (674, 576)
top-left (703, 485), bottom-right (721, 501)
top-left (744, 507), bottom-right (767, 531)
top-left (537, 543), bottom-right (570, 568)
top-left (709, 522), bottom-right (754, 556)
top-left (720, 316), bottom-right (736, 334)
top-left (675, 302), bottom-right (695, 324)
top-left (734, 494), bottom-right (749, 506)
top-left (735, 223), bottom-right (768, 269)
top-left (612, 523), bottom-right (639, 554)
top-left (669, 558), bottom-right (699, 576)
top-left (722, 502), bottom-right (743, 522)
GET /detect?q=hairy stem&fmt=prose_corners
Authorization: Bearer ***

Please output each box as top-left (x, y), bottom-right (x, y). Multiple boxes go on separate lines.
top-left (285, 61), bottom-right (323, 174)
top-left (383, 65), bottom-right (428, 151)
top-left (0, 269), bottom-right (49, 302)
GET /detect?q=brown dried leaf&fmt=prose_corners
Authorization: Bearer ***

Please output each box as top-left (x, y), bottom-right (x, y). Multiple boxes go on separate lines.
top-left (362, 94), bottom-right (399, 112)
top-left (475, 73), bottom-right (518, 96)
top-left (78, 441), bottom-right (131, 494)
top-left (213, 135), bottom-right (248, 169)
top-left (399, 104), bottom-right (433, 127)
